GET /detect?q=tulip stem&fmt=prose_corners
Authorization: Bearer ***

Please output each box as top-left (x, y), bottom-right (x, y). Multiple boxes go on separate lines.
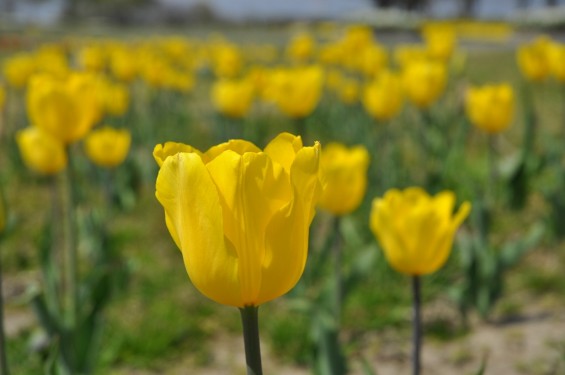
top-left (332, 216), bottom-right (343, 323)
top-left (487, 135), bottom-right (497, 207)
top-left (239, 306), bottom-right (263, 375)
top-left (0, 238), bottom-right (10, 375)
top-left (411, 275), bottom-right (422, 375)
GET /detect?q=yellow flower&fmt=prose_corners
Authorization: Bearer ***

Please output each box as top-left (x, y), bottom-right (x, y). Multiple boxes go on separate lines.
top-left (370, 187), bottom-right (471, 276)
top-left (78, 44), bottom-right (106, 72)
top-left (16, 127), bottom-right (67, 175)
top-left (356, 44), bottom-right (388, 78)
top-left (269, 65), bottom-right (324, 119)
top-left (517, 36), bottom-right (552, 82)
top-left (84, 126), bottom-right (131, 168)
top-left (3, 53), bottom-right (36, 88)
top-left (394, 44), bottom-right (429, 69)
top-left (26, 73), bottom-right (101, 144)
top-left (286, 33), bottom-right (315, 63)
top-left (422, 24), bottom-right (457, 62)
top-left (212, 43), bottom-right (243, 79)
top-left (466, 83), bottom-right (514, 134)
top-left (402, 60), bottom-right (446, 108)
top-left (363, 70), bottom-right (404, 121)
top-left (109, 49), bottom-right (138, 82)
top-left (154, 132), bottom-right (322, 307)
top-left (336, 77), bottom-right (360, 105)
top-left (547, 42), bottom-right (565, 82)
top-left (318, 143), bottom-right (369, 216)
top-left (97, 80), bottom-right (130, 116)
top-left (211, 78), bottom-right (255, 118)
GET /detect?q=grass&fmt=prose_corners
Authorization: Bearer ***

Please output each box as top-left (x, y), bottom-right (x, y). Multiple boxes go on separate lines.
top-left (2, 25), bottom-right (565, 374)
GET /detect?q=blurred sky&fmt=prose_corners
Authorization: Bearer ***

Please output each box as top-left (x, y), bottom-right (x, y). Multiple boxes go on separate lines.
top-left (3, 0), bottom-right (565, 25)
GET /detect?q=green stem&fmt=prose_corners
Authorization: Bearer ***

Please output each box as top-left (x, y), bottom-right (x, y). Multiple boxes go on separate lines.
top-left (411, 275), bottom-right (422, 375)
top-left (332, 216), bottom-right (343, 324)
top-left (0, 235), bottom-right (10, 375)
top-left (239, 306), bottom-right (263, 375)
top-left (487, 134), bottom-right (497, 208)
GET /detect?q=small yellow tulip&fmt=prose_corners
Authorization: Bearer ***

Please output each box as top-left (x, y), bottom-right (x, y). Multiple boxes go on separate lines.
top-left (269, 65), bottom-right (324, 119)
top-left (336, 78), bottom-right (360, 105)
top-left (154, 132), bottom-right (322, 307)
top-left (422, 24), bottom-right (457, 62)
top-left (3, 53), bottom-right (36, 88)
top-left (466, 83), bottom-right (514, 134)
top-left (286, 33), bottom-right (315, 63)
top-left (363, 70), bottom-right (404, 121)
top-left (78, 45), bottom-right (106, 72)
top-left (27, 73), bottom-right (101, 144)
top-left (370, 187), bottom-right (471, 276)
top-left (16, 127), bottom-right (67, 175)
top-left (84, 126), bottom-right (131, 168)
top-left (547, 42), bottom-right (565, 82)
top-left (211, 79), bottom-right (254, 118)
top-left (318, 143), bottom-right (369, 216)
top-left (402, 60), bottom-right (447, 109)
top-left (517, 36), bottom-right (552, 82)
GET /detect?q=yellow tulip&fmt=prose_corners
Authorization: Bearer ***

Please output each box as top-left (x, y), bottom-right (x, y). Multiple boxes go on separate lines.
top-left (98, 80), bottom-right (130, 116)
top-left (212, 43), bottom-right (243, 79)
top-left (269, 65), bottom-right (324, 119)
top-left (356, 44), bottom-right (388, 78)
top-left (363, 70), bottom-right (404, 121)
top-left (3, 53), bottom-right (36, 88)
top-left (286, 33), bottom-right (315, 63)
top-left (84, 126), bottom-right (131, 168)
top-left (547, 42), bottom-right (565, 82)
top-left (211, 79), bottom-right (254, 118)
top-left (370, 187), bottom-right (471, 276)
top-left (154, 132), bottom-right (322, 307)
top-left (78, 45), bottom-right (106, 72)
top-left (16, 127), bottom-right (67, 175)
top-left (336, 77), bottom-right (360, 105)
top-left (318, 143), bottom-right (369, 216)
top-left (422, 24), bottom-right (457, 62)
top-left (402, 60), bottom-right (446, 108)
top-left (394, 44), bottom-right (429, 69)
top-left (466, 83), bottom-right (514, 134)
top-left (109, 49), bottom-right (138, 82)
top-left (517, 36), bottom-right (552, 82)
top-left (27, 73), bottom-right (101, 144)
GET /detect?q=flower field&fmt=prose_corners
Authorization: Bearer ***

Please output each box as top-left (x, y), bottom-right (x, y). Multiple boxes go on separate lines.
top-left (0, 20), bottom-right (564, 374)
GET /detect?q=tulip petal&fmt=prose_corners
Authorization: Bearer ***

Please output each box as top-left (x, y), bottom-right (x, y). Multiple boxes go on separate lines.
top-left (264, 132), bottom-right (303, 174)
top-left (205, 139), bottom-right (260, 161)
top-left (257, 143), bottom-right (322, 304)
top-left (155, 152), bottom-right (241, 306)
top-left (153, 142), bottom-right (202, 167)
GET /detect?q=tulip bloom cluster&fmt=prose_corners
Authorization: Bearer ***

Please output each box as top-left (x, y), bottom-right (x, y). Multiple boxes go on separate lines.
top-left (466, 83), bottom-right (514, 134)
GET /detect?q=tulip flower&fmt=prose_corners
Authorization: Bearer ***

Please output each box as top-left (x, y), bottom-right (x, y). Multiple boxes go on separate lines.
top-left (268, 65), bottom-right (324, 119)
top-left (26, 73), bottom-right (101, 144)
top-left (370, 187), bottom-right (470, 375)
top-left (2, 53), bottom-right (36, 88)
top-left (422, 24), bottom-right (457, 62)
top-left (211, 78), bottom-right (254, 118)
top-left (155, 132), bottom-right (321, 307)
top-left (402, 60), bottom-right (447, 109)
top-left (466, 83), bottom-right (514, 134)
top-left (363, 70), bottom-right (404, 121)
top-left (286, 32), bottom-right (315, 63)
top-left (370, 187), bottom-right (470, 275)
top-left (318, 143), bottom-right (369, 216)
top-left (16, 127), bottom-right (67, 175)
top-left (84, 126), bottom-right (131, 168)
top-left (155, 132), bottom-right (321, 374)
top-left (547, 42), bottom-right (565, 82)
top-left (517, 36), bottom-right (552, 82)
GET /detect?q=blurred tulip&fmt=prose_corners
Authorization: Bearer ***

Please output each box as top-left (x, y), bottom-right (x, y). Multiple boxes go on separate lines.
top-left (211, 78), bottom-right (254, 118)
top-left (109, 49), bottom-right (138, 82)
top-left (394, 44), bottom-right (429, 69)
top-left (370, 187), bottom-right (471, 275)
top-left (3, 53), bottom-right (36, 88)
top-left (26, 73), bottom-right (101, 144)
top-left (422, 24), bottom-right (457, 62)
top-left (154, 132), bottom-right (322, 307)
top-left (269, 65), bottom-right (324, 119)
top-left (402, 60), bottom-right (446, 108)
top-left (517, 36), bottom-right (552, 82)
top-left (286, 32), bottom-right (315, 63)
top-left (357, 43), bottom-right (388, 77)
top-left (16, 127), bottom-right (67, 175)
top-left (466, 83), bottom-right (514, 134)
top-left (547, 42), bottom-right (565, 82)
top-left (363, 70), bottom-right (404, 121)
top-left (84, 126), bottom-right (131, 168)
top-left (78, 44), bottom-right (106, 72)
top-left (212, 43), bottom-right (243, 79)
top-left (336, 77), bottom-right (360, 105)
top-left (318, 143), bottom-right (369, 216)
top-left (98, 80), bottom-right (130, 116)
